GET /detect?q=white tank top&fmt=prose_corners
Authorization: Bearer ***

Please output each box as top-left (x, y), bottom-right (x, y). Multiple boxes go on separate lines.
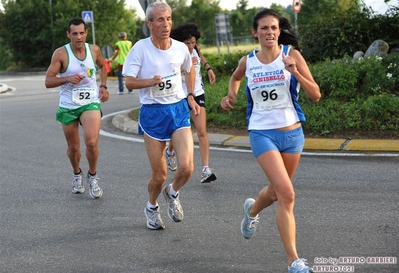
top-left (245, 45), bottom-right (301, 130)
top-left (59, 43), bottom-right (100, 108)
top-left (182, 49), bottom-right (204, 96)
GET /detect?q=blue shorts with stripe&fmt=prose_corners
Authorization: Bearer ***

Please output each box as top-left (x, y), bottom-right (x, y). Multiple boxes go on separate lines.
top-left (138, 99), bottom-right (191, 141)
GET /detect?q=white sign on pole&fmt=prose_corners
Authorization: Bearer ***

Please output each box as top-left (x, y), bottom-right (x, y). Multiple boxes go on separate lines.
top-left (292, 0), bottom-right (302, 13)
top-left (81, 11), bottom-right (95, 45)
top-left (214, 13), bottom-right (231, 55)
top-left (82, 11), bottom-right (93, 23)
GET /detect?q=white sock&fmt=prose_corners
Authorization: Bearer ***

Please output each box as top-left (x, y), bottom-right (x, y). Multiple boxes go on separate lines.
top-left (169, 184), bottom-right (178, 197)
top-left (147, 201), bottom-right (158, 210)
top-left (166, 149), bottom-right (174, 156)
top-left (202, 166), bottom-right (209, 172)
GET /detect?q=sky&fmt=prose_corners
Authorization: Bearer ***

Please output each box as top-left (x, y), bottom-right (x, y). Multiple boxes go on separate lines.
top-left (126, 0), bottom-right (397, 19)
top-left (126, 0), bottom-right (294, 18)
top-left (0, 1), bottom-right (396, 17)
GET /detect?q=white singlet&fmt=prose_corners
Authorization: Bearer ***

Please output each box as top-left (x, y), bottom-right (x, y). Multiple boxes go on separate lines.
top-left (245, 45), bottom-right (304, 130)
top-left (182, 49), bottom-right (204, 96)
top-left (59, 43), bottom-right (100, 109)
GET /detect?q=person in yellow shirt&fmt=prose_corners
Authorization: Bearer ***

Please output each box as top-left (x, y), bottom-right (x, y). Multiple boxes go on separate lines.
top-left (110, 32), bottom-right (133, 94)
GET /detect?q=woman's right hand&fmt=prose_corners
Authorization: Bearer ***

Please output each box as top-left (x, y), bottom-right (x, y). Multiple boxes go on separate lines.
top-left (221, 95), bottom-right (236, 111)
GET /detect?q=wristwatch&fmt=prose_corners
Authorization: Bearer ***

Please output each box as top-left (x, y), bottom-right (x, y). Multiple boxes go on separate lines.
top-left (99, 85), bottom-right (107, 89)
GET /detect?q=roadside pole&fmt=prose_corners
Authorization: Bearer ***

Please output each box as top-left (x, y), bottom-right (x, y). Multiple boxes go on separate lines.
top-left (292, 0), bottom-right (302, 34)
top-left (82, 11), bottom-right (95, 44)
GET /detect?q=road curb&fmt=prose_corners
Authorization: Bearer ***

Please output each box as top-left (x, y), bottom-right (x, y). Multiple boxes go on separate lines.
top-left (112, 113), bottom-right (138, 134)
top-left (0, 83), bottom-right (9, 93)
top-left (112, 112), bottom-right (399, 152)
top-left (345, 139), bottom-right (399, 152)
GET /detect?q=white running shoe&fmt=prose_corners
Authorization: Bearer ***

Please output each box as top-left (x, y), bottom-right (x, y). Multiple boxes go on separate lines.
top-left (200, 167), bottom-right (217, 183)
top-left (165, 149), bottom-right (177, 171)
top-left (86, 172), bottom-right (103, 199)
top-left (163, 184), bottom-right (184, 222)
top-left (144, 206), bottom-right (165, 230)
top-left (241, 198), bottom-right (259, 239)
top-left (72, 171), bottom-right (85, 194)
top-left (288, 258), bottom-right (314, 273)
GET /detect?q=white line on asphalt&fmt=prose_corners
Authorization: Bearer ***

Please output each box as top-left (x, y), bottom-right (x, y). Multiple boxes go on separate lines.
top-left (101, 111), bottom-right (399, 158)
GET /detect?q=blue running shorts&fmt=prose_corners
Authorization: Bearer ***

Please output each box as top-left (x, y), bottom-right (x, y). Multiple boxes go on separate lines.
top-left (249, 126), bottom-right (305, 158)
top-left (138, 99), bottom-right (191, 141)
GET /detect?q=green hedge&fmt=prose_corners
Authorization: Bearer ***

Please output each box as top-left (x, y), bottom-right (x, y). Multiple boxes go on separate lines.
top-left (202, 52), bottom-right (399, 137)
top-left (130, 51), bottom-right (399, 138)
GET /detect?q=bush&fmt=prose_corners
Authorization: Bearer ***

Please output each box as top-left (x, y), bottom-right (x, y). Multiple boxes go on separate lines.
top-left (205, 51), bottom-right (248, 78)
top-left (130, 52), bottom-right (399, 138)
top-left (0, 43), bottom-right (13, 71)
top-left (296, 53), bottom-right (399, 135)
top-left (299, 5), bottom-right (399, 63)
top-left (309, 54), bottom-right (399, 98)
top-left (205, 76), bottom-right (247, 129)
top-left (310, 57), bottom-right (358, 99)
top-left (204, 51), bottom-right (399, 136)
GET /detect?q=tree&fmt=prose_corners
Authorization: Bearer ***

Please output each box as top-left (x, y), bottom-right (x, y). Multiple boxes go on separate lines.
top-left (230, 9), bottom-right (248, 38)
top-left (0, 0), bottom-right (51, 68)
top-left (299, 2), bottom-right (399, 62)
top-left (236, 0), bottom-right (249, 10)
top-left (300, 0), bottom-right (360, 20)
top-left (270, 3), bottom-right (289, 18)
top-left (0, 0), bottom-right (140, 68)
top-left (171, 0), bottom-right (223, 45)
top-left (166, 0), bottom-right (190, 26)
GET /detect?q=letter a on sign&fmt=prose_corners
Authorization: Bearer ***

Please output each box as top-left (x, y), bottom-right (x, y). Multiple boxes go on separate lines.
top-left (292, 0), bottom-right (301, 13)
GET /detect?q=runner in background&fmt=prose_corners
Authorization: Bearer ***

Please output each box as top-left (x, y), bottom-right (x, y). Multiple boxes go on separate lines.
top-left (166, 23), bottom-right (217, 183)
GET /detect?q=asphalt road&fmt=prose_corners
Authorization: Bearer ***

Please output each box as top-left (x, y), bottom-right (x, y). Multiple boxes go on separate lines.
top-left (0, 75), bottom-right (398, 273)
